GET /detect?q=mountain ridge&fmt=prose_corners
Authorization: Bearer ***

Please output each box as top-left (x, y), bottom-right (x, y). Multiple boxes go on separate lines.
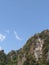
top-left (0, 29), bottom-right (49, 65)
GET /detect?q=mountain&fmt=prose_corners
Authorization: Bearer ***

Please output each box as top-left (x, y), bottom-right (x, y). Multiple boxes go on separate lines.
top-left (0, 29), bottom-right (49, 65)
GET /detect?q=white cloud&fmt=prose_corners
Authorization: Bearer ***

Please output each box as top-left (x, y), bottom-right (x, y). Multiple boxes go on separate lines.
top-left (0, 34), bottom-right (6, 41)
top-left (14, 31), bottom-right (22, 41)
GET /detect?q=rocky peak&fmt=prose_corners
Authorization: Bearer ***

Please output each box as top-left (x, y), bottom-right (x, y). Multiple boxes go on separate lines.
top-left (0, 30), bottom-right (49, 65)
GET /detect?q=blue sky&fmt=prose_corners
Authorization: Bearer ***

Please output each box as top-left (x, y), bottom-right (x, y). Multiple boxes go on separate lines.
top-left (0, 0), bottom-right (49, 53)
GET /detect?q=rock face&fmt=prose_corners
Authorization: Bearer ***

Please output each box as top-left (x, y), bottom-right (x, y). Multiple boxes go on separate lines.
top-left (17, 54), bottom-right (26, 65)
top-left (34, 38), bottom-right (44, 61)
top-left (16, 30), bottom-right (49, 65)
top-left (0, 30), bottom-right (49, 65)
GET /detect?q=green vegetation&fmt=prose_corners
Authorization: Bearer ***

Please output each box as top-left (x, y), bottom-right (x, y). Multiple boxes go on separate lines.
top-left (0, 30), bottom-right (49, 65)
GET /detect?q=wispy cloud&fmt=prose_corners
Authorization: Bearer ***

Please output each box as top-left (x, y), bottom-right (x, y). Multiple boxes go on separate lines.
top-left (5, 30), bottom-right (10, 34)
top-left (0, 34), bottom-right (6, 41)
top-left (14, 31), bottom-right (22, 41)
top-left (0, 46), bottom-right (3, 50)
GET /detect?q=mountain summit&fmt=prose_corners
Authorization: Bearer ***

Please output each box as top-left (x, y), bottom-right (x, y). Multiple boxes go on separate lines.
top-left (0, 29), bottom-right (49, 65)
